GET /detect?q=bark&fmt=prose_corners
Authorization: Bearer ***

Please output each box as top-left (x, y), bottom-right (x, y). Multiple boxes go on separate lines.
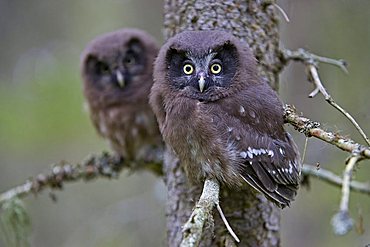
top-left (163, 0), bottom-right (283, 246)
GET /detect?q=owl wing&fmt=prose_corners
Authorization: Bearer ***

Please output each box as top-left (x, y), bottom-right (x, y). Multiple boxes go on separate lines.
top-left (238, 133), bottom-right (301, 208)
top-left (217, 84), bottom-right (301, 208)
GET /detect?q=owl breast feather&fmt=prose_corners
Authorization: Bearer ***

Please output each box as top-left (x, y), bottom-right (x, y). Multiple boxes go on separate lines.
top-left (163, 98), bottom-right (245, 185)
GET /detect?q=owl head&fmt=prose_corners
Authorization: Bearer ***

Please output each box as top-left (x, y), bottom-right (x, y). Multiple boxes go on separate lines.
top-left (81, 28), bottom-right (159, 106)
top-left (154, 30), bottom-right (259, 102)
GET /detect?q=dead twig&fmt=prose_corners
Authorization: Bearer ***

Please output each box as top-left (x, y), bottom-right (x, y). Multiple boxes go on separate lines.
top-left (0, 152), bottom-right (162, 206)
top-left (302, 164), bottom-right (370, 195)
top-left (285, 105), bottom-right (369, 236)
top-left (273, 3), bottom-right (290, 22)
top-left (339, 156), bottom-right (360, 213)
top-left (284, 105), bottom-right (370, 159)
top-left (331, 155), bottom-right (361, 235)
top-left (283, 48), bottom-right (348, 73)
top-left (283, 49), bottom-right (370, 146)
top-left (307, 65), bottom-right (370, 146)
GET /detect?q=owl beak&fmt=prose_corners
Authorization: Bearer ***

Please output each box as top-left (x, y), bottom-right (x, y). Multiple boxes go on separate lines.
top-left (198, 72), bottom-right (206, 93)
top-left (116, 70), bottom-right (125, 88)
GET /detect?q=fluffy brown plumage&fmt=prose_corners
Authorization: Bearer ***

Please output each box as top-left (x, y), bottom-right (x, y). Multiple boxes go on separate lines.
top-left (150, 30), bottom-right (301, 208)
top-left (81, 28), bottom-right (162, 162)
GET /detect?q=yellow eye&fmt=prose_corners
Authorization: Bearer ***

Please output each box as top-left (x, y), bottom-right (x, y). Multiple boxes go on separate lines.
top-left (183, 64), bottom-right (194, 75)
top-left (210, 63), bottom-right (222, 74)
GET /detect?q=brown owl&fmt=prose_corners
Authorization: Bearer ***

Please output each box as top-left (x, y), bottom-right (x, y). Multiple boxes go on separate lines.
top-left (81, 28), bottom-right (162, 163)
top-left (150, 30), bottom-right (301, 208)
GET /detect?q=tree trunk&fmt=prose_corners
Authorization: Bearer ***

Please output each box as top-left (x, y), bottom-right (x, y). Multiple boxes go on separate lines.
top-left (163, 1), bottom-right (283, 246)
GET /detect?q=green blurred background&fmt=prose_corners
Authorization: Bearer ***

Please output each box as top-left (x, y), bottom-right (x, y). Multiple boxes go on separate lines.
top-left (0, 0), bottom-right (369, 246)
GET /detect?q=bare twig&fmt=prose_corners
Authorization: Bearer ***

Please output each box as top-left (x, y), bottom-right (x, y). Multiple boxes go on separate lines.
top-left (282, 48), bottom-right (370, 146)
top-left (180, 178), bottom-right (239, 247)
top-left (285, 104), bottom-right (369, 235)
top-left (0, 152), bottom-right (162, 206)
top-left (1, 105), bottom-right (368, 242)
top-left (0, 183), bottom-right (33, 207)
top-left (284, 105), bottom-right (370, 159)
top-left (283, 49), bottom-right (370, 234)
top-left (331, 155), bottom-right (361, 235)
top-left (216, 204), bottom-right (240, 243)
top-left (283, 48), bottom-right (348, 73)
top-left (273, 3), bottom-right (290, 22)
top-left (302, 164), bottom-right (370, 195)
top-left (301, 137), bottom-right (308, 164)
top-left (339, 156), bottom-right (360, 212)
top-left (307, 65), bottom-right (370, 146)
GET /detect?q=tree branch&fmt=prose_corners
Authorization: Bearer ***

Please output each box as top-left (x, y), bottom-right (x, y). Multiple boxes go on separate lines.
top-left (331, 155), bottom-right (361, 235)
top-left (2, 104), bottom-right (368, 240)
top-left (284, 105), bottom-right (370, 159)
top-left (0, 152), bottom-right (162, 206)
top-left (339, 156), bottom-right (360, 212)
top-left (286, 104), bottom-right (369, 235)
top-left (307, 65), bottom-right (370, 146)
top-left (302, 164), bottom-right (370, 195)
top-left (2, 105), bottom-right (368, 239)
top-left (282, 48), bottom-right (348, 73)
top-left (285, 100), bottom-right (369, 236)
top-left (180, 179), bottom-right (219, 247)
top-left (180, 179), bottom-right (239, 247)
top-left (282, 48), bottom-right (370, 146)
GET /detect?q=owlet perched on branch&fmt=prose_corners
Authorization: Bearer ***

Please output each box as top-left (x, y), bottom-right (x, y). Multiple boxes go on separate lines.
top-left (81, 28), bottom-right (162, 163)
top-left (150, 30), bottom-right (301, 208)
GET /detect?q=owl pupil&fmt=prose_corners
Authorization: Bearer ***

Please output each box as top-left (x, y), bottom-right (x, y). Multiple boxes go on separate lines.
top-left (97, 62), bottom-right (110, 74)
top-left (125, 57), bottom-right (134, 65)
top-left (124, 51), bottom-right (137, 67)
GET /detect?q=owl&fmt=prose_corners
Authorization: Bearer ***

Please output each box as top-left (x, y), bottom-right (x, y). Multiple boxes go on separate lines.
top-left (81, 28), bottom-right (162, 163)
top-left (150, 30), bottom-right (301, 208)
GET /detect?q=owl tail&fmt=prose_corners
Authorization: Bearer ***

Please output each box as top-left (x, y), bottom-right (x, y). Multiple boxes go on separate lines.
top-left (240, 168), bottom-right (298, 209)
